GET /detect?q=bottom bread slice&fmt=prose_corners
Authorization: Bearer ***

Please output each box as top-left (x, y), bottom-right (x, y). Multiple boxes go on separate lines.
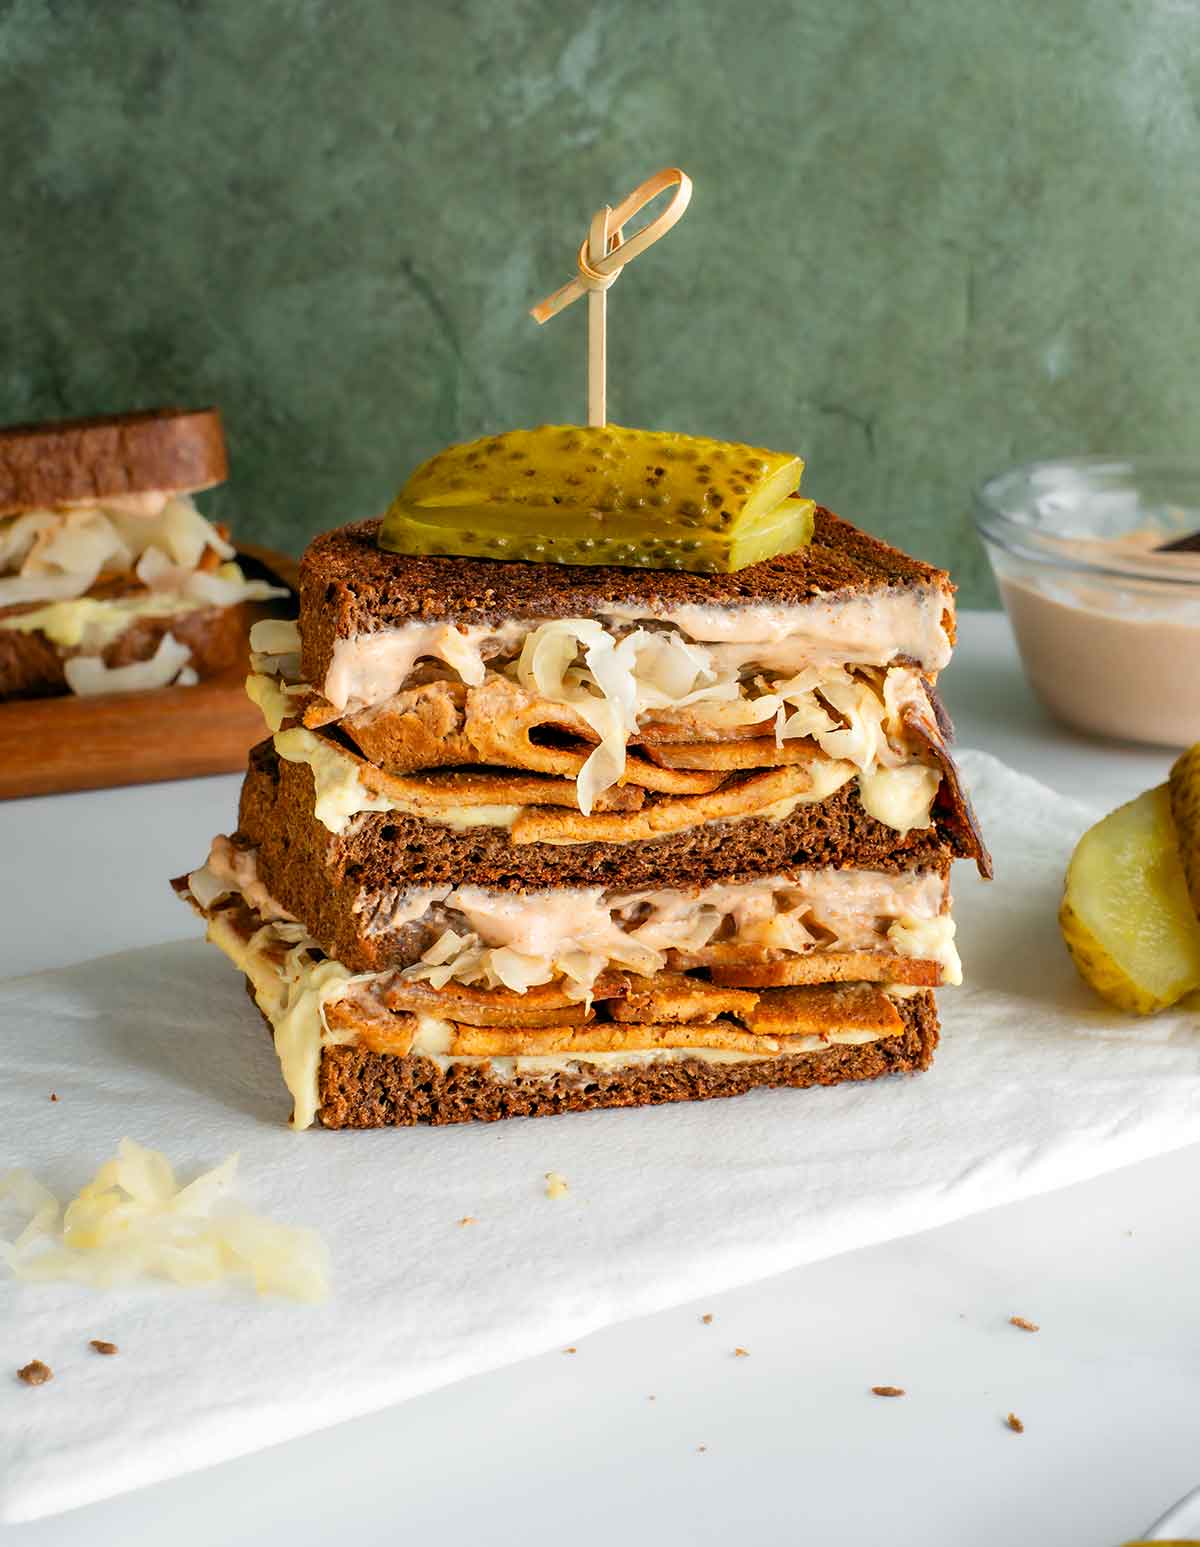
top-left (0, 599), bottom-right (246, 700)
top-left (311, 990), bottom-right (937, 1128)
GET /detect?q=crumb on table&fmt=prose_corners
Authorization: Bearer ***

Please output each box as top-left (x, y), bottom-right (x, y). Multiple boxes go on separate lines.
top-left (544, 1171), bottom-right (568, 1200)
top-left (89, 1340), bottom-right (119, 1356)
top-left (456, 1216), bottom-right (476, 1227)
top-left (1006, 1412), bottom-right (1025, 1433)
top-left (49, 1093), bottom-right (57, 1102)
top-left (733, 1347), bottom-right (750, 1358)
top-left (17, 1361), bottom-right (52, 1386)
top-left (700, 1313), bottom-right (713, 1325)
top-left (871, 1385), bottom-right (905, 1398)
top-left (1009, 1316), bottom-right (1039, 1332)
top-left (562, 1346), bottom-right (577, 1355)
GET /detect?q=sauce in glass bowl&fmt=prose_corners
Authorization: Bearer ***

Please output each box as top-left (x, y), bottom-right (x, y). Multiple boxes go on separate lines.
top-left (974, 458), bottom-right (1200, 747)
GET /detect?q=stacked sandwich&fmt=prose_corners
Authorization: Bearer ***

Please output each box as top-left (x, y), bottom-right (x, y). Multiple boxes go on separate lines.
top-left (0, 408), bottom-right (283, 699)
top-left (176, 425), bottom-right (989, 1128)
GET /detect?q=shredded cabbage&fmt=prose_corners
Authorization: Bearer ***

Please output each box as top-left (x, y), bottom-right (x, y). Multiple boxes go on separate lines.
top-left (248, 616), bottom-right (304, 684)
top-left (64, 631), bottom-right (192, 695)
top-left (514, 619), bottom-right (929, 812)
top-left (399, 870), bottom-right (945, 1002)
top-left (0, 1170), bottom-right (60, 1268)
top-left (517, 621), bottom-right (744, 813)
top-left (249, 617), bottom-right (302, 660)
top-left (0, 495), bottom-right (285, 612)
top-left (0, 1140), bottom-right (329, 1301)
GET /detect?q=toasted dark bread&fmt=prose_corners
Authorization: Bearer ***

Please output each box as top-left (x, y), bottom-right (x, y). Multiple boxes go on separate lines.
top-left (298, 509), bottom-right (956, 690)
top-left (0, 407), bottom-right (227, 517)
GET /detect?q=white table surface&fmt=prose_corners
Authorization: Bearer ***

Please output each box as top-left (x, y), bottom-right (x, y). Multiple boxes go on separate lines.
top-left (3, 611), bottom-right (1195, 1546)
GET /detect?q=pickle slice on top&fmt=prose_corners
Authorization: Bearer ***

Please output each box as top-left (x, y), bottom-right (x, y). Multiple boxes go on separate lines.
top-left (378, 424), bottom-right (814, 572)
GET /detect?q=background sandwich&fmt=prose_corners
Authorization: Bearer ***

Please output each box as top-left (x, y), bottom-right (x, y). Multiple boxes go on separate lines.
top-left (0, 407), bottom-right (284, 699)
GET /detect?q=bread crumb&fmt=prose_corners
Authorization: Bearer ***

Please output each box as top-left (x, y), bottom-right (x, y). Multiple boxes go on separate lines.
top-left (700, 1313), bottom-right (713, 1324)
top-left (1009, 1316), bottom-right (1039, 1332)
top-left (17, 1361), bottom-right (52, 1386)
top-left (1006, 1412), bottom-right (1024, 1433)
top-left (456, 1216), bottom-right (476, 1227)
top-left (733, 1347), bottom-right (749, 1358)
top-left (871, 1386), bottom-right (905, 1397)
top-left (49, 1093), bottom-right (57, 1102)
top-left (563, 1346), bottom-right (577, 1354)
top-left (544, 1171), bottom-right (568, 1200)
top-left (696, 1444), bottom-right (707, 1453)
top-left (89, 1340), bottom-right (118, 1356)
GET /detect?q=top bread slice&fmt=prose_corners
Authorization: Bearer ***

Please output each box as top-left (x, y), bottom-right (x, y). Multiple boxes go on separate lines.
top-left (299, 509), bottom-right (956, 688)
top-left (0, 407), bottom-right (228, 517)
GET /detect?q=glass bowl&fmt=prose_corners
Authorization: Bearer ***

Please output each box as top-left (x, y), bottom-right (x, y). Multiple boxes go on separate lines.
top-left (973, 456), bottom-right (1200, 747)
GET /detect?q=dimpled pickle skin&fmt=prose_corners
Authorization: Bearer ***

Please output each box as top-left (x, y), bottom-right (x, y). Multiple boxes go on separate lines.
top-left (377, 424), bottom-right (813, 573)
top-left (1169, 742), bottom-right (1200, 921)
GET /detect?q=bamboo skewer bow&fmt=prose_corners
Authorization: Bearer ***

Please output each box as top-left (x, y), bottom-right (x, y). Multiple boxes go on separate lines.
top-left (530, 167), bottom-right (693, 427)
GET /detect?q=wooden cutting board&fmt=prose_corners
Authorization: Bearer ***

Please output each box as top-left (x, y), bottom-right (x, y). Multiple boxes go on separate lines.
top-left (0, 545), bottom-right (299, 801)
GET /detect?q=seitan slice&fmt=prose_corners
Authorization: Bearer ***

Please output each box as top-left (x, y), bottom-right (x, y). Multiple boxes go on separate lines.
top-left (449, 1020), bottom-right (781, 1057)
top-left (738, 982), bottom-right (903, 1036)
top-left (706, 951), bottom-right (942, 988)
top-left (607, 973), bottom-right (760, 1024)
top-left (643, 738), bottom-right (823, 770)
top-left (510, 766), bottom-right (824, 846)
top-left (380, 976), bottom-right (609, 1028)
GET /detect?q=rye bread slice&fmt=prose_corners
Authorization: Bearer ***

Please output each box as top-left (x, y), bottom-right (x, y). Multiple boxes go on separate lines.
top-left (0, 407), bottom-right (227, 517)
top-left (298, 509), bottom-right (956, 689)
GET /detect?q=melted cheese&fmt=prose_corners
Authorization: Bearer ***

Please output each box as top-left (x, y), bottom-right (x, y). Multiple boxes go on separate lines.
top-left (272, 726), bottom-right (522, 836)
top-left (2, 591), bottom-right (207, 650)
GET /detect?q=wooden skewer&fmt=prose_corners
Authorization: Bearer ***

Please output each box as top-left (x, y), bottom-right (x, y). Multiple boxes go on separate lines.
top-left (530, 167), bottom-right (693, 427)
top-left (586, 204), bottom-right (614, 428)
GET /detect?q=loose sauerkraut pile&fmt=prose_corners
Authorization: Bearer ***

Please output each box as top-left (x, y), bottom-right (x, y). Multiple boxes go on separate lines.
top-left (1, 1139), bottom-right (328, 1301)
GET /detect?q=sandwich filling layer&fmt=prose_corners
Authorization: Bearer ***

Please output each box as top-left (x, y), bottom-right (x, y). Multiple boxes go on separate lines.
top-left (315, 586), bottom-right (954, 714)
top-left (189, 888), bottom-right (942, 1130)
top-left (250, 617), bottom-right (950, 836)
top-left (268, 721), bottom-right (928, 841)
top-left (181, 837), bottom-right (957, 1126)
top-left (0, 494), bottom-right (285, 692)
top-left (192, 833), bottom-right (959, 999)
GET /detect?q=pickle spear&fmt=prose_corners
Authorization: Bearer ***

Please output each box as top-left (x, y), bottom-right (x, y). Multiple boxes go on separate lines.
top-left (1059, 784), bottom-right (1200, 1013)
top-left (378, 425), bottom-right (814, 572)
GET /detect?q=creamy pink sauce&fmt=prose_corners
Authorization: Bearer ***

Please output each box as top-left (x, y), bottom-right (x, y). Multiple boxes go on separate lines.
top-left (189, 836), bottom-right (297, 922)
top-left (360, 871), bottom-right (949, 953)
top-left (321, 588), bottom-right (954, 713)
top-left (53, 491), bottom-right (173, 517)
top-left (1001, 574), bottom-right (1200, 746)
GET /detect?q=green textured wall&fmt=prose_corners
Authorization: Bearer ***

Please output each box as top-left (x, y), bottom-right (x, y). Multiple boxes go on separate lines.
top-left (3, 0), bottom-right (1197, 604)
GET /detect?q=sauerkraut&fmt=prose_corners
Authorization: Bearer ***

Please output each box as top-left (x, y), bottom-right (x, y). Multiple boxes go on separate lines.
top-left (402, 871), bottom-right (956, 1002)
top-left (0, 1140), bottom-right (329, 1301)
top-left (0, 494), bottom-right (287, 693)
top-left (514, 618), bottom-right (930, 813)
